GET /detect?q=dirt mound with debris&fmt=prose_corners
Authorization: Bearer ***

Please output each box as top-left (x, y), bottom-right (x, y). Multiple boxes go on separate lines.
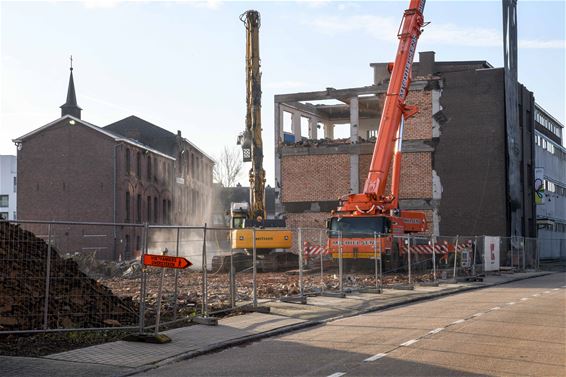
top-left (0, 221), bottom-right (137, 331)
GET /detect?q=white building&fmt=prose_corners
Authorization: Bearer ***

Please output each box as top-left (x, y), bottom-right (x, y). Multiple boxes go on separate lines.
top-left (0, 155), bottom-right (17, 220)
top-left (534, 104), bottom-right (566, 260)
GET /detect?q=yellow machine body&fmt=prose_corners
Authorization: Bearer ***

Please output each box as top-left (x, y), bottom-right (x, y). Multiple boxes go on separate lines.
top-left (231, 228), bottom-right (293, 250)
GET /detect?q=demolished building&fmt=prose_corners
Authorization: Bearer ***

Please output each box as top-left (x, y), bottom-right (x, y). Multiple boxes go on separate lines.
top-left (275, 51), bottom-right (537, 238)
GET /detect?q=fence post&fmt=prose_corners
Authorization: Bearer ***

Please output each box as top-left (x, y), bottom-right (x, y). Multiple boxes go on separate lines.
top-left (379, 234), bottom-right (383, 291)
top-left (202, 223), bottom-right (208, 317)
top-left (374, 232), bottom-right (378, 290)
top-left (139, 223), bottom-right (149, 332)
top-left (522, 236), bottom-right (526, 271)
top-left (252, 227), bottom-right (257, 309)
top-left (453, 235), bottom-right (459, 281)
top-left (154, 250), bottom-right (167, 336)
top-left (173, 227), bottom-right (180, 321)
top-left (339, 231), bottom-right (343, 295)
top-left (407, 235), bottom-right (412, 285)
top-left (230, 241), bottom-right (236, 309)
top-left (319, 229), bottom-right (324, 291)
top-left (43, 223), bottom-right (53, 330)
top-left (472, 236), bottom-right (478, 276)
top-left (298, 228), bottom-right (304, 297)
top-left (431, 234), bottom-right (436, 283)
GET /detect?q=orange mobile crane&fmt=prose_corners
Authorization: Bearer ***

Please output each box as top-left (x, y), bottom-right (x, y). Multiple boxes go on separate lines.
top-left (327, 0), bottom-right (427, 260)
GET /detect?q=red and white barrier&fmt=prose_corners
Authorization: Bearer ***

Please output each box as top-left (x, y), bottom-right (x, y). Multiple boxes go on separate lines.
top-left (303, 241), bottom-right (329, 257)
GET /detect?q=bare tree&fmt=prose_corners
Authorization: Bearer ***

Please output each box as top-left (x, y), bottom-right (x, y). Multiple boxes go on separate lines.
top-left (213, 146), bottom-right (244, 187)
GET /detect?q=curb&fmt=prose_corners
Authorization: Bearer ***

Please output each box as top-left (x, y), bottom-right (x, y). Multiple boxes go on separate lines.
top-left (119, 271), bottom-right (553, 376)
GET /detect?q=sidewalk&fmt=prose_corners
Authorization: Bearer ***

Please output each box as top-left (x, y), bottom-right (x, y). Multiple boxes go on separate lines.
top-left (0, 271), bottom-right (552, 377)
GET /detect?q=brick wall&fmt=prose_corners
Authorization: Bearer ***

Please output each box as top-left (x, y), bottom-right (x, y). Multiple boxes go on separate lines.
top-left (281, 154), bottom-right (350, 202)
top-left (404, 90), bottom-right (433, 140)
top-left (358, 152), bottom-right (432, 199)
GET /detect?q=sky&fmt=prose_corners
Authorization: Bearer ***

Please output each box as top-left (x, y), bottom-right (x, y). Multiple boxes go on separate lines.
top-left (1, 0), bottom-right (564, 186)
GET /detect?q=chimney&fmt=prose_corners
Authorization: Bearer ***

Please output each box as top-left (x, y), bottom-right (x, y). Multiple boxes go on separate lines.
top-left (370, 63), bottom-right (391, 86)
top-left (418, 51), bottom-right (436, 77)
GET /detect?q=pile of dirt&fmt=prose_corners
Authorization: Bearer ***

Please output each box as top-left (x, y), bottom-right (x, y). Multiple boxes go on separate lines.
top-left (0, 221), bottom-right (137, 331)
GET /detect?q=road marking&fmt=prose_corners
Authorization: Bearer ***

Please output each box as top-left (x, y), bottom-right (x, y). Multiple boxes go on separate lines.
top-left (428, 328), bottom-right (444, 335)
top-left (533, 294), bottom-right (540, 297)
top-left (544, 291), bottom-right (551, 294)
top-left (451, 319), bottom-right (466, 324)
top-left (472, 313), bottom-right (483, 317)
top-left (400, 339), bottom-right (419, 347)
top-left (327, 373), bottom-right (346, 377)
top-left (562, 285), bottom-right (566, 288)
top-left (490, 307), bottom-right (501, 311)
top-left (507, 302), bottom-right (516, 305)
top-left (520, 298), bottom-right (529, 301)
top-left (364, 353), bottom-right (387, 362)
top-left (553, 288), bottom-right (559, 291)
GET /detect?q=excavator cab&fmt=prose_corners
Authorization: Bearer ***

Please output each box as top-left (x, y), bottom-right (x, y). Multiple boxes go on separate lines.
top-left (327, 216), bottom-right (391, 238)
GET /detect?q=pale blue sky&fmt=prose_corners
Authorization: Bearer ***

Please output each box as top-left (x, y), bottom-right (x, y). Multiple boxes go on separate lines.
top-left (1, 0), bottom-right (564, 185)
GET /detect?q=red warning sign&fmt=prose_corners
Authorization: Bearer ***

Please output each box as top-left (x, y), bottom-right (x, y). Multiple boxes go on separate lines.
top-left (143, 254), bottom-right (192, 269)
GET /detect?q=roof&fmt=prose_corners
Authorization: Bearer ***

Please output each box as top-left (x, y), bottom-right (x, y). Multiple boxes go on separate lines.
top-left (13, 115), bottom-right (175, 160)
top-left (104, 115), bottom-right (215, 163)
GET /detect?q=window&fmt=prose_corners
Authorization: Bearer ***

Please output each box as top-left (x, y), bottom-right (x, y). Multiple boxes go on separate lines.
top-left (153, 197), bottom-right (158, 223)
top-left (136, 152), bottom-right (141, 177)
top-left (125, 192), bottom-right (131, 222)
top-left (162, 199), bottom-right (167, 224)
top-left (0, 212), bottom-right (8, 220)
top-left (136, 194), bottom-right (142, 223)
top-left (125, 149), bottom-right (131, 175)
top-left (124, 235), bottom-right (131, 260)
top-left (0, 195), bottom-right (8, 207)
top-left (147, 157), bottom-right (152, 180)
top-left (147, 196), bottom-right (151, 223)
top-left (13, 177), bottom-right (16, 193)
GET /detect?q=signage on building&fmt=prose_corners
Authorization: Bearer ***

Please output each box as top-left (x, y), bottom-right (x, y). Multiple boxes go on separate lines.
top-left (534, 167), bottom-right (545, 205)
top-left (483, 236), bottom-right (500, 272)
top-left (176, 177), bottom-right (185, 184)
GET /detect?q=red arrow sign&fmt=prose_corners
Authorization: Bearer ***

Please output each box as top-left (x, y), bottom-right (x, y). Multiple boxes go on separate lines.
top-left (143, 254), bottom-right (192, 269)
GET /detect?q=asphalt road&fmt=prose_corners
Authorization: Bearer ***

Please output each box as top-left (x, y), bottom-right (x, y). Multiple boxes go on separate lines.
top-left (139, 273), bottom-right (566, 377)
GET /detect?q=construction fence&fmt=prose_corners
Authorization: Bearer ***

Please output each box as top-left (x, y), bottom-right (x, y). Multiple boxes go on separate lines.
top-left (1, 220), bottom-right (561, 334)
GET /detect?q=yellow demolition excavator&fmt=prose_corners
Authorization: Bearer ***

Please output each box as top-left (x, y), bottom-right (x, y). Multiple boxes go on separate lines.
top-left (219, 10), bottom-right (294, 271)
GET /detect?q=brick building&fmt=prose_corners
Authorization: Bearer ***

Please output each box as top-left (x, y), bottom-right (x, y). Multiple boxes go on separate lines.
top-left (14, 67), bottom-right (213, 260)
top-left (275, 51), bottom-right (537, 238)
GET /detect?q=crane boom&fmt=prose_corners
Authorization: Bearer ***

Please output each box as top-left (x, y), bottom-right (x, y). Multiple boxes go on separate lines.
top-left (363, 0), bottom-right (425, 198)
top-left (327, 0), bottom-right (427, 261)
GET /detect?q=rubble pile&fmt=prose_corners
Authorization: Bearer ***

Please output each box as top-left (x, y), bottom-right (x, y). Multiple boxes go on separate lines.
top-left (102, 269), bottom-right (436, 316)
top-left (66, 251), bottom-right (142, 279)
top-left (0, 222), bottom-right (137, 330)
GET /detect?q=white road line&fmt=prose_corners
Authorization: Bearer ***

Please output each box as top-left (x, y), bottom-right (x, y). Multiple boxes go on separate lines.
top-left (533, 294), bottom-right (540, 297)
top-left (400, 339), bottom-right (419, 347)
top-left (451, 319), bottom-right (466, 324)
top-left (428, 328), bottom-right (444, 335)
top-left (520, 298), bottom-right (529, 301)
top-left (544, 291), bottom-right (551, 294)
top-left (327, 373), bottom-right (346, 377)
top-left (490, 307), bottom-right (501, 311)
top-left (562, 285), bottom-right (566, 288)
top-left (507, 302), bottom-right (516, 305)
top-left (472, 313), bottom-right (483, 317)
top-left (364, 353), bottom-right (387, 362)
top-left (553, 288), bottom-right (559, 291)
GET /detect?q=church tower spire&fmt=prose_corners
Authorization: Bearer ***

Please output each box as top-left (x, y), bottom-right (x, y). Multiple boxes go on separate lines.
top-left (60, 56), bottom-right (82, 119)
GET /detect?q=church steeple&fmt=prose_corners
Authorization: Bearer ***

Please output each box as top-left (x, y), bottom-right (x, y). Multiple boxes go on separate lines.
top-left (60, 56), bottom-right (82, 119)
